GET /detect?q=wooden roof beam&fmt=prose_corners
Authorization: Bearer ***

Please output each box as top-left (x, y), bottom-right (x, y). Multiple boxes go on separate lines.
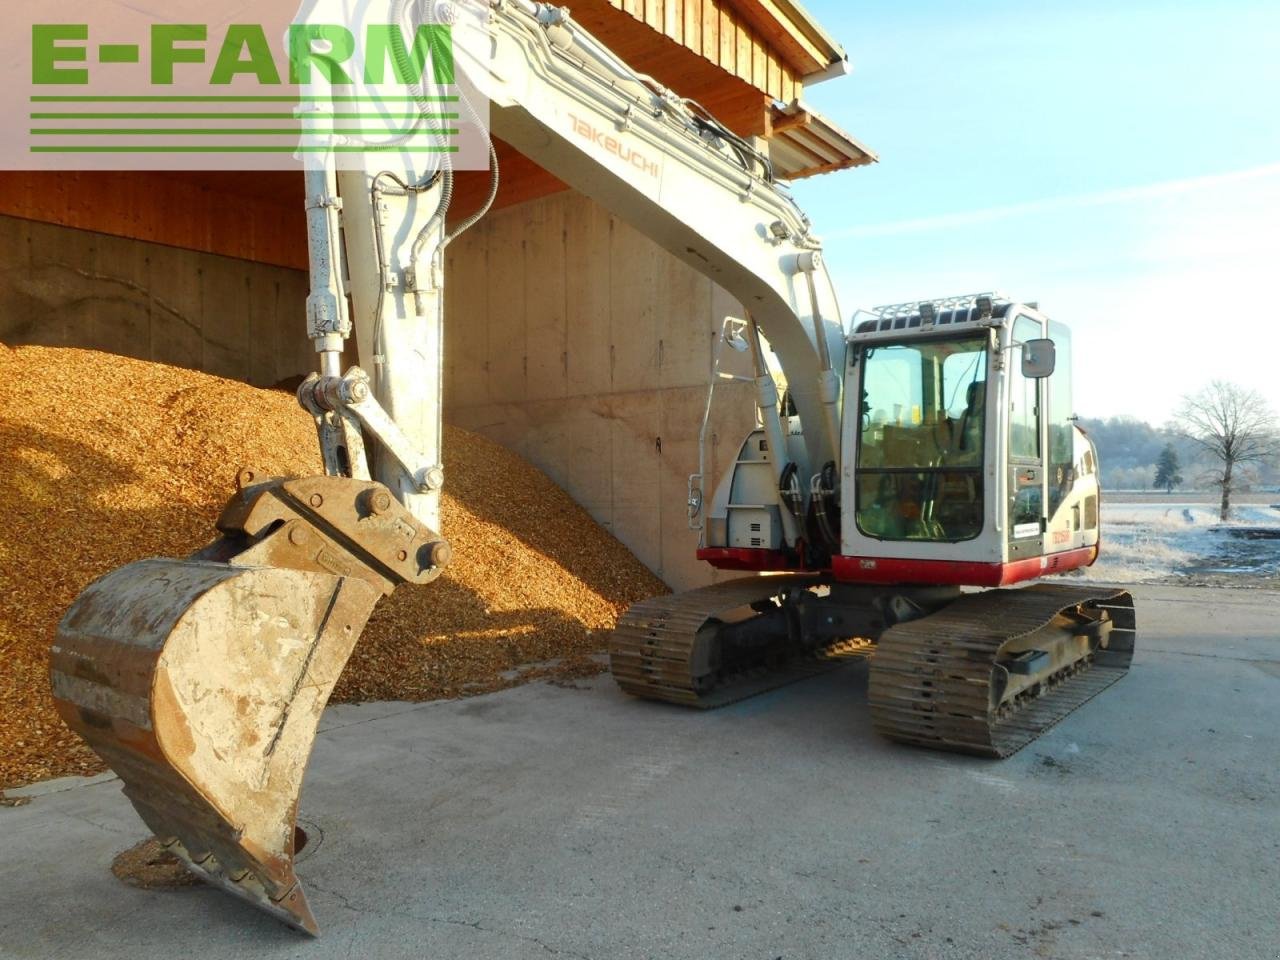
top-left (725, 0), bottom-right (839, 76)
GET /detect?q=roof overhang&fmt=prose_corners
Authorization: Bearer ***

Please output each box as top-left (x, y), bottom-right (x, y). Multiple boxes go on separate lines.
top-left (769, 101), bottom-right (878, 181)
top-left (730, 0), bottom-right (849, 81)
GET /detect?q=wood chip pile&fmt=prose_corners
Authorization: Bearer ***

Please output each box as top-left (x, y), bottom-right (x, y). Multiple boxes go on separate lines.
top-left (0, 345), bottom-right (666, 790)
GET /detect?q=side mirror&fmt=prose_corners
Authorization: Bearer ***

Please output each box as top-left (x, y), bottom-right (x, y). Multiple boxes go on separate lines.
top-left (1022, 338), bottom-right (1056, 379)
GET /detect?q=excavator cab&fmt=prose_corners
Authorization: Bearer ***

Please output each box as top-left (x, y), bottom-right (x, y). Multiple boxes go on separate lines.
top-left (835, 293), bottom-right (1102, 586)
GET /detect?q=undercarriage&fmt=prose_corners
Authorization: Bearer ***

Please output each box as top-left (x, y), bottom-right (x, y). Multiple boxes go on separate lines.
top-left (609, 577), bottom-right (1135, 757)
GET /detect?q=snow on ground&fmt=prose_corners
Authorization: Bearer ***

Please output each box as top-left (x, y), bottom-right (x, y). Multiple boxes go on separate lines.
top-left (1080, 502), bottom-right (1280, 584)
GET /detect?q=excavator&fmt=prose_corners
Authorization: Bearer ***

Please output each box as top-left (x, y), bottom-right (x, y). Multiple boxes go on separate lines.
top-left (48, 0), bottom-right (1135, 936)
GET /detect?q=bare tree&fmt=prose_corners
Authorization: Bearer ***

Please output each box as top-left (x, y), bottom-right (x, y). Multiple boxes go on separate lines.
top-left (1174, 382), bottom-right (1279, 521)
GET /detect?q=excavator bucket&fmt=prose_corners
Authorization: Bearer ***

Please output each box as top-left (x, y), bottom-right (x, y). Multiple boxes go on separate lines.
top-left (52, 561), bottom-right (378, 933)
top-left (50, 473), bottom-right (450, 934)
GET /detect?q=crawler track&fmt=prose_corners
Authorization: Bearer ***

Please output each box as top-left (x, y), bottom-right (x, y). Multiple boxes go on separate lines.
top-left (609, 575), bottom-right (871, 709)
top-left (868, 584), bottom-right (1136, 757)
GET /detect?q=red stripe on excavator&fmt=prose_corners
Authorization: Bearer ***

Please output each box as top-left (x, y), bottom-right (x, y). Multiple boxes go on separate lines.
top-left (831, 546), bottom-right (1098, 587)
top-left (696, 547), bottom-right (797, 571)
top-left (698, 545), bottom-right (1099, 587)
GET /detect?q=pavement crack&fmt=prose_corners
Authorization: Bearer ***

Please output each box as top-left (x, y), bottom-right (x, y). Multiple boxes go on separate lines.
top-left (308, 881), bottom-right (591, 958)
top-left (59, 811), bottom-right (132, 837)
top-left (5, 775), bottom-right (121, 802)
top-left (421, 916), bottom-right (592, 958)
top-left (306, 880), bottom-right (381, 919)
top-left (1142, 646), bottom-right (1280, 664)
top-left (317, 703), bottom-right (436, 736)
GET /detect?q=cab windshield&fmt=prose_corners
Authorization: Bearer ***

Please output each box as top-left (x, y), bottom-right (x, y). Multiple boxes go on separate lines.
top-left (856, 336), bottom-right (988, 542)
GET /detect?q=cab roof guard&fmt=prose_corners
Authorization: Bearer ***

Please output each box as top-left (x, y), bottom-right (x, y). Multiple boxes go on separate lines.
top-left (851, 292), bottom-right (1020, 337)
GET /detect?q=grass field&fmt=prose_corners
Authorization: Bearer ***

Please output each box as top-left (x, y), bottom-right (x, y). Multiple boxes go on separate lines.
top-left (1082, 495), bottom-right (1280, 587)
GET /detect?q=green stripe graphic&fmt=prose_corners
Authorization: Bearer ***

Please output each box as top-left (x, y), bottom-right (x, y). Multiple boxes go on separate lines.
top-left (30, 145), bottom-right (462, 154)
top-left (30, 112), bottom-right (459, 120)
top-left (30, 96), bottom-right (460, 103)
top-left (31, 128), bottom-right (460, 136)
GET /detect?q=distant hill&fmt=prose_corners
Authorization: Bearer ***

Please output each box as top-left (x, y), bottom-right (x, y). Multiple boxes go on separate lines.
top-left (1078, 416), bottom-right (1277, 491)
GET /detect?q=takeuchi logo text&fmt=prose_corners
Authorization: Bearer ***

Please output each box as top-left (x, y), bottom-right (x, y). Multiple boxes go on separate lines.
top-left (30, 23), bottom-right (455, 86)
top-left (569, 113), bottom-right (659, 179)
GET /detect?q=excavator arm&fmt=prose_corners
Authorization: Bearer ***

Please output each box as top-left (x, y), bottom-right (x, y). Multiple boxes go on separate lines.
top-left (50, 0), bottom-right (845, 934)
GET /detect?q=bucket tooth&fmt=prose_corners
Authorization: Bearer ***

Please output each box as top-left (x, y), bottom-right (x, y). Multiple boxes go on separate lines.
top-left (50, 475), bottom-right (451, 935)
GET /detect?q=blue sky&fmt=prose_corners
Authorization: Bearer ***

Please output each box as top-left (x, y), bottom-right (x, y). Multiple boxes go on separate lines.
top-left (790, 0), bottom-right (1280, 424)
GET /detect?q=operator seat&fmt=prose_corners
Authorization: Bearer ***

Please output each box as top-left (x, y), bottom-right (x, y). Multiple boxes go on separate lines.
top-left (956, 381), bottom-right (986, 456)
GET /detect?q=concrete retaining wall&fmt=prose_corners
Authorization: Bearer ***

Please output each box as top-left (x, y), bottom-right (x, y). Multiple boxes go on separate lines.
top-left (442, 191), bottom-right (756, 590)
top-left (0, 214), bottom-right (313, 387)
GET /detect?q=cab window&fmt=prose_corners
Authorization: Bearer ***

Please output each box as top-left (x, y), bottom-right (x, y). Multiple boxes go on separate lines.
top-left (1048, 321), bottom-right (1074, 516)
top-left (1009, 317), bottom-right (1041, 460)
top-left (856, 336), bottom-right (987, 542)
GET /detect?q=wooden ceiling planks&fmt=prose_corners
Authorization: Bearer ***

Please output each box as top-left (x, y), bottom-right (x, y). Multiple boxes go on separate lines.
top-left (0, 170), bottom-right (309, 271)
top-left (450, 139), bottom-right (569, 225)
top-left (570, 1), bottom-right (779, 137)
top-left (0, 145), bottom-right (567, 273)
top-left (721, 0), bottom-right (833, 74)
top-left (586, 0), bottom-right (808, 105)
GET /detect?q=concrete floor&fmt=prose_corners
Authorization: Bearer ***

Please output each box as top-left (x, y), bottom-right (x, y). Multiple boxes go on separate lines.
top-left (2, 584), bottom-right (1277, 960)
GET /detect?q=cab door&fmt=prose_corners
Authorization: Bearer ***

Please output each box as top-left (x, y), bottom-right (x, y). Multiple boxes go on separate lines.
top-left (1006, 314), bottom-right (1047, 558)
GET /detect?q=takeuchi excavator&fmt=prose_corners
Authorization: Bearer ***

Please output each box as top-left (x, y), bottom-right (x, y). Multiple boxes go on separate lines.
top-left (48, 0), bottom-right (1135, 936)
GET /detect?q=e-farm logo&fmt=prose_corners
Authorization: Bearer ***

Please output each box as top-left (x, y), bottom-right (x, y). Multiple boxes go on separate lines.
top-left (27, 21), bottom-right (461, 156)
